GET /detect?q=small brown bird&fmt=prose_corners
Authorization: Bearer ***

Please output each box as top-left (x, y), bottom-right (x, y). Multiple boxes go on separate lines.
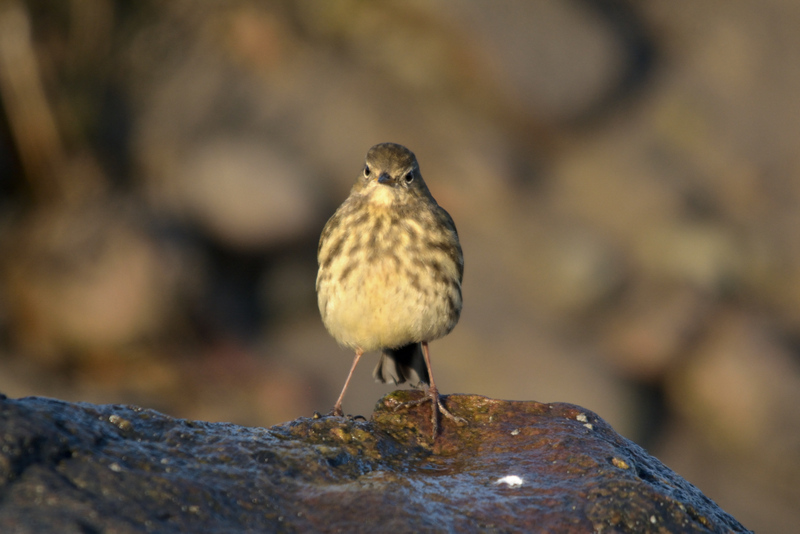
top-left (316, 143), bottom-right (464, 436)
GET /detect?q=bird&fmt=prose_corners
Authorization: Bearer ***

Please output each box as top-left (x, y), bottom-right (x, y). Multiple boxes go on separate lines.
top-left (316, 142), bottom-right (464, 436)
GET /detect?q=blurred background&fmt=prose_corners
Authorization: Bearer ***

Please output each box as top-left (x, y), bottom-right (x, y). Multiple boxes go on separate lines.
top-left (0, 0), bottom-right (798, 530)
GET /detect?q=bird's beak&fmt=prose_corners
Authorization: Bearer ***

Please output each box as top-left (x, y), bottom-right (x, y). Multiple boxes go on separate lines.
top-left (377, 172), bottom-right (391, 184)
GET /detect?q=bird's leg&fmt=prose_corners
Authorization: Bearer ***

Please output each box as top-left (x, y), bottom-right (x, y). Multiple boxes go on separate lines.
top-left (330, 349), bottom-right (363, 417)
top-left (421, 341), bottom-right (467, 431)
top-left (394, 342), bottom-right (466, 436)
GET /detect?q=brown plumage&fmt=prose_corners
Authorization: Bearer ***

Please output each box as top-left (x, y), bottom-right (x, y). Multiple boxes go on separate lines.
top-left (316, 143), bottom-right (464, 436)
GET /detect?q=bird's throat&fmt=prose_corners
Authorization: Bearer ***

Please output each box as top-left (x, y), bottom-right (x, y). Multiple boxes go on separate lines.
top-left (366, 183), bottom-right (397, 207)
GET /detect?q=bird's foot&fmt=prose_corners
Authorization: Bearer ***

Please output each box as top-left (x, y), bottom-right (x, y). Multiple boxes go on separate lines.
top-left (393, 387), bottom-right (466, 437)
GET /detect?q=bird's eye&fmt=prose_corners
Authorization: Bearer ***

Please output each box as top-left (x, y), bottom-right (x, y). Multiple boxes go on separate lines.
top-left (364, 165), bottom-right (371, 177)
top-left (404, 171), bottom-right (414, 184)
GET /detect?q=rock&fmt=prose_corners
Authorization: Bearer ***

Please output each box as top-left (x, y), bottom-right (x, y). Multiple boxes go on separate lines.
top-left (667, 310), bottom-right (800, 456)
top-left (602, 284), bottom-right (712, 382)
top-left (1, 203), bottom-right (177, 362)
top-left (0, 392), bottom-right (749, 533)
top-left (168, 137), bottom-right (318, 250)
top-left (440, 0), bottom-right (632, 122)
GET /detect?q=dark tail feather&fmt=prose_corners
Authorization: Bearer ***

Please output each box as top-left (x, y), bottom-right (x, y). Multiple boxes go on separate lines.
top-left (373, 343), bottom-right (429, 387)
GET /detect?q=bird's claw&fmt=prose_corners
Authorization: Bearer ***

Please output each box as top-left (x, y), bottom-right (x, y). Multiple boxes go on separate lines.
top-left (393, 391), bottom-right (467, 438)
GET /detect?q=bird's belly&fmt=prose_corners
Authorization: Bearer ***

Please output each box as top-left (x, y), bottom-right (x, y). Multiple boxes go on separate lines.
top-left (319, 257), bottom-right (458, 352)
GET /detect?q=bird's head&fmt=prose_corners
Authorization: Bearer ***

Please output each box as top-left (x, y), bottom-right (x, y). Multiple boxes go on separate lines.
top-left (353, 143), bottom-right (433, 205)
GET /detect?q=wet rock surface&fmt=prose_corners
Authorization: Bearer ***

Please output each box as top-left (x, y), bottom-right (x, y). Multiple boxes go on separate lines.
top-left (0, 392), bottom-right (749, 533)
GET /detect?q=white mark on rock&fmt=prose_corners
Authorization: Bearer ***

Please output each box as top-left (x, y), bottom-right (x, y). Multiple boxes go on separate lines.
top-left (575, 413), bottom-right (593, 430)
top-left (495, 475), bottom-right (524, 488)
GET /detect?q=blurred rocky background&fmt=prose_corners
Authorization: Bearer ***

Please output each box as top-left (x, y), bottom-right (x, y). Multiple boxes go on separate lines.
top-left (0, 0), bottom-right (797, 531)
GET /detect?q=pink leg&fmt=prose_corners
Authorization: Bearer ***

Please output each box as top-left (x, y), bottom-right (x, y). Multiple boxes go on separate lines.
top-left (330, 349), bottom-right (363, 417)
